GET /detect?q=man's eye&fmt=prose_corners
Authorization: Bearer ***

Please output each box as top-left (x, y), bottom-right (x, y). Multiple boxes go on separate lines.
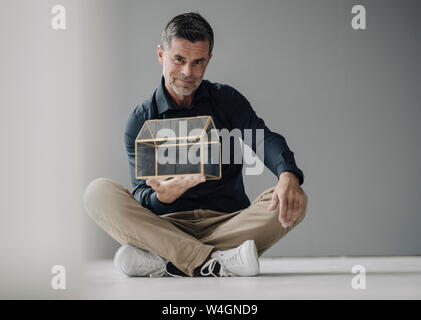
top-left (175, 57), bottom-right (184, 63)
top-left (194, 60), bottom-right (203, 65)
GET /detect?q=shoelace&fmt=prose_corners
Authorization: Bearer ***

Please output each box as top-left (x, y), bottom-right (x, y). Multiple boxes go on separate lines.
top-left (164, 262), bottom-right (186, 278)
top-left (200, 254), bottom-right (236, 277)
top-left (200, 257), bottom-right (220, 277)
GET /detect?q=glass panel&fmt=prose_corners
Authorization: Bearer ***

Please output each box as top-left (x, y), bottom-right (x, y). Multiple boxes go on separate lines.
top-left (136, 122), bottom-right (154, 141)
top-left (136, 142), bottom-right (156, 178)
top-left (156, 143), bottom-right (201, 177)
top-left (143, 116), bottom-right (210, 140)
top-left (203, 141), bottom-right (221, 178)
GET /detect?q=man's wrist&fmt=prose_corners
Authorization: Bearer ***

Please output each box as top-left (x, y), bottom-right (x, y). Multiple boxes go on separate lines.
top-left (279, 171), bottom-right (299, 184)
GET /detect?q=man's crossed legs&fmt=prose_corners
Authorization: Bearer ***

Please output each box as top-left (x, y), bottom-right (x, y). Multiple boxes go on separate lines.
top-left (83, 178), bottom-right (308, 277)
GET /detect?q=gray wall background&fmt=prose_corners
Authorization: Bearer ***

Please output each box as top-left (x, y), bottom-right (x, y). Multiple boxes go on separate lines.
top-left (1, 0), bottom-right (420, 297)
top-left (1, 0), bottom-right (86, 298)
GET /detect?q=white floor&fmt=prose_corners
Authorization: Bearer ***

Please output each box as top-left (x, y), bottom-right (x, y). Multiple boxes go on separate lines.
top-left (81, 256), bottom-right (421, 300)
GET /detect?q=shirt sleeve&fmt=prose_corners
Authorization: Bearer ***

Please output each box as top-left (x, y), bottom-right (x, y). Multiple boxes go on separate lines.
top-left (226, 87), bottom-right (305, 185)
top-left (124, 108), bottom-right (179, 215)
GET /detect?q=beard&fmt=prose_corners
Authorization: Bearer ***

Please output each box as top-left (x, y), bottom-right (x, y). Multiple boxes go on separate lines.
top-left (168, 75), bottom-right (202, 96)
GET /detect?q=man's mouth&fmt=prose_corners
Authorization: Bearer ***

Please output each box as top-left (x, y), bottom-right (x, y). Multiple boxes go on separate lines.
top-left (177, 78), bottom-right (194, 85)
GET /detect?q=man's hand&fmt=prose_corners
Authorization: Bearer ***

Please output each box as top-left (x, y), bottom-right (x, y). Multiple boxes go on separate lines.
top-left (146, 176), bottom-right (206, 204)
top-left (267, 172), bottom-right (306, 228)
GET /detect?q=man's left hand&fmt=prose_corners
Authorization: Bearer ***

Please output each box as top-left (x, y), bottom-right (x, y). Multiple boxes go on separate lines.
top-left (267, 171), bottom-right (306, 228)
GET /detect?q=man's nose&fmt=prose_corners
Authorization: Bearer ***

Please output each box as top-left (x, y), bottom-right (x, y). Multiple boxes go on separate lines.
top-left (181, 63), bottom-right (192, 78)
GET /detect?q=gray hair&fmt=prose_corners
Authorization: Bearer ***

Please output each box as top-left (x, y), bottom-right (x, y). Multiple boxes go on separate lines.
top-left (161, 12), bottom-right (214, 56)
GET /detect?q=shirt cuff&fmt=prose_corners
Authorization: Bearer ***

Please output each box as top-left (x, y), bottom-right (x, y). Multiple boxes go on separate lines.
top-left (277, 166), bottom-right (304, 185)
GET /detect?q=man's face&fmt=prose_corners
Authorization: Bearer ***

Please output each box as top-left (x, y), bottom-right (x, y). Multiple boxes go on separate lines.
top-left (157, 37), bottom-right (212, 97)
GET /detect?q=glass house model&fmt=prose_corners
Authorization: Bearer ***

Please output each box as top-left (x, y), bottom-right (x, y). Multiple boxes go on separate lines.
top-left (135, 116), bottom-right (222, 180)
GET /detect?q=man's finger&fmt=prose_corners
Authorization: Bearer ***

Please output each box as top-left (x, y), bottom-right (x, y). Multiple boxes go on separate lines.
top-left (175, 176), bottom-right (205, 191)
top-left (299, 197), bottom-right (304, 215)
top-left (184, 176), bottom-right (203, 186)
top-left (288, 200), bottom-right (299, 227)
top-left (267, 192), bottom-right (279, 211)
top-left (285, 197), bottom-right (293, 225)
top-left (165, 176), bottom-right (190, 186)
top-left (279, 196), bottom-right (288, 227)
top-left (292, 195), bottom-right (305, 221)
top-left (168, 176), bottom-right (184, 184)
top-left (146, 178), bottom-right (161, 191)
top-left (286, 196), bottom-right (297, 225)
top-left (192, 176), bottom-right (206, 184)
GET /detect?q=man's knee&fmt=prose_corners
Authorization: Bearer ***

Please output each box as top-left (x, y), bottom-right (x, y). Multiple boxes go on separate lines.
top-left (83, 177), bottom-right (118, 217)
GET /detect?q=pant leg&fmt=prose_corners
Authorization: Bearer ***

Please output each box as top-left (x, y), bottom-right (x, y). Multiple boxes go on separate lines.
top-left (199, 186), bottom-right (308, 256)
top-left (83, 177), bottom-right (214, 276)
top-left (162, 208), bottom-right (239, 240)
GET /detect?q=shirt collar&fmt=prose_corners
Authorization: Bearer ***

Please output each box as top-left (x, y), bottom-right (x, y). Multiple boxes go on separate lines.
top-left (155, 76), bottom-right (210, 115)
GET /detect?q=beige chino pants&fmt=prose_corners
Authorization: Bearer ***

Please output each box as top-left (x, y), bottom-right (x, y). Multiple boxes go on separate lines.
top-left (83, 178), bottom-right (308, 276)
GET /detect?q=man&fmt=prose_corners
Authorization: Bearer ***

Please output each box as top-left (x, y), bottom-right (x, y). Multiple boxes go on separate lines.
top-left (83, 12), bottom-right (308, 278)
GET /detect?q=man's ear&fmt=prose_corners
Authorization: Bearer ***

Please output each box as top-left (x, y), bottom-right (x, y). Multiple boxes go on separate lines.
top-left (157, 45), bottom-right (164, 65)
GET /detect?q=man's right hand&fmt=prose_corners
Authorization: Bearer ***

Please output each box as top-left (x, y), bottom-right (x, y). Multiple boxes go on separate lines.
top-left (146, 176), bottom-right (206, 204)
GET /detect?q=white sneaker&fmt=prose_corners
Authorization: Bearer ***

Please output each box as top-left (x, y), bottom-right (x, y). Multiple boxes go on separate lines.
top-left (114, 244), bottom-right (167, 277)
top-left (200, 240), bottom-right (260, 277)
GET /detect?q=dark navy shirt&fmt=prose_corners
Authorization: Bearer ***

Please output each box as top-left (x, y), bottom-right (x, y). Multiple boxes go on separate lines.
top-left (124, 76), bottom-right (304, 215)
